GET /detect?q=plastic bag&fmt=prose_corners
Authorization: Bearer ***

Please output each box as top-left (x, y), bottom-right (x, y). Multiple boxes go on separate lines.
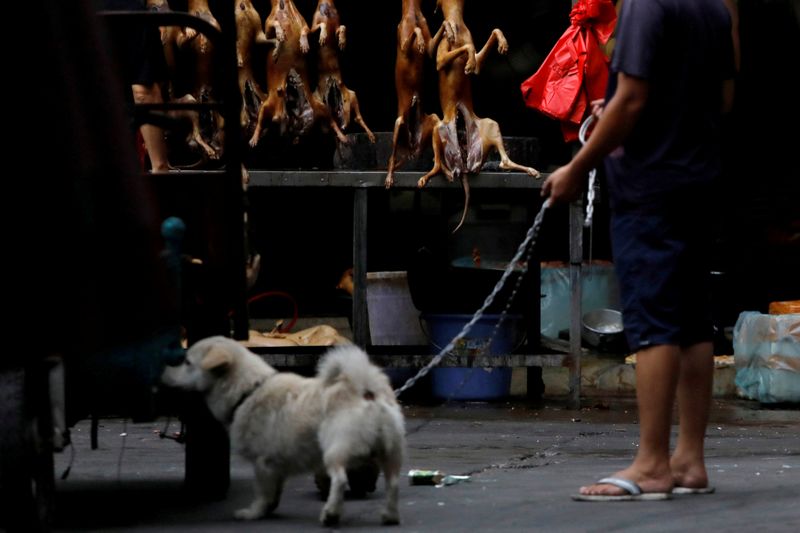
top-left (520, 0), bottom-right (616, 141)
top-left (733, 311), bottom-right (800, 403)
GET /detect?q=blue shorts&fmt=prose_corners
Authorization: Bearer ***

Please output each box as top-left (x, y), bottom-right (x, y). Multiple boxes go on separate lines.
top-left (611, 198), bottom-right (714, 352)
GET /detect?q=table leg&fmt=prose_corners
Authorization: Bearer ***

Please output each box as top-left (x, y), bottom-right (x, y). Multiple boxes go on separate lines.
top-left (352, 188), bottom-right (369, 347)
top-left (568, 200), bottom-right (583, 409)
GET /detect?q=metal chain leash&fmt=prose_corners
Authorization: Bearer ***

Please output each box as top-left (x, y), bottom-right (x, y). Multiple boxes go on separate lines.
top-left (579, 114), bottom-right (597, 228)
top-left (394, 199), bottom-right (551, 396)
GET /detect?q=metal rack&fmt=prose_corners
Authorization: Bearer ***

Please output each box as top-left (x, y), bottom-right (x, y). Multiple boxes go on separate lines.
top-left (246, 169), bottom-right (586, 408)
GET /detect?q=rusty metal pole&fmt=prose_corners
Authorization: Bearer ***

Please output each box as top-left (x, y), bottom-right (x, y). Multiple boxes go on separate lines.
top-left (567, 199), bottom-right (583, 409)
top-left (352, 187), bottom-right (369, 348)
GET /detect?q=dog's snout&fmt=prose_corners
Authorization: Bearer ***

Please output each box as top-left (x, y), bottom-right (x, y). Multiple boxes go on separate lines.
top-left (160, 340), bottom-right (187, 366)
top-left (164, 350), bottom-right (186, 367)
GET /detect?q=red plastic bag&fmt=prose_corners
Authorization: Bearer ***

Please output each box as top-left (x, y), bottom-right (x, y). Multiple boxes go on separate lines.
top-left (521, 0), bottom-right (617, 142)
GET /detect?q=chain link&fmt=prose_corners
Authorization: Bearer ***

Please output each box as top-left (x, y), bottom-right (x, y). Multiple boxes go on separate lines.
top-left (578, 114), bottom-right (598, 228)
top-left (585, 169), bottom-right (596, 228)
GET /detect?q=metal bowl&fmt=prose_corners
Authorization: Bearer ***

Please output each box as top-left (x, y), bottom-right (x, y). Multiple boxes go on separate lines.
top-left (581, 308), bottom-right (624, 348)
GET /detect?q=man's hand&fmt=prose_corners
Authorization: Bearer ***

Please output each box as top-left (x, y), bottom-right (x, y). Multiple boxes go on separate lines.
top-left (541, 162), bottom-right (587, 205)
top-left (590, 98), bottom-right (606, 119)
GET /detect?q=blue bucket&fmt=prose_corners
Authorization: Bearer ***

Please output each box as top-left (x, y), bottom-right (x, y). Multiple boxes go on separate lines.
top-left (422, 313), bottom-right (521, 400)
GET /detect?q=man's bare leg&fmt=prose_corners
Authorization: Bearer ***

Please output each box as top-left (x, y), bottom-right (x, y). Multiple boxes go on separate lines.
top-left (579, 344), bottom-right (679, 496)
top-left (671, 341), bottom-right (714, 489)
top-left (133, 83), bottom-right (171, 172)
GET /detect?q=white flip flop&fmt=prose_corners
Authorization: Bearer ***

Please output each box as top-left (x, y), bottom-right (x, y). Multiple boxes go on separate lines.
top-left (572, 476), bottom-right (673, 502)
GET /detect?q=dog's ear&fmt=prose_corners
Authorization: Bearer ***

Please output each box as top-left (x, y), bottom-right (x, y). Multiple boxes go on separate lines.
top-left (200, 344), bottom-right (234, 374)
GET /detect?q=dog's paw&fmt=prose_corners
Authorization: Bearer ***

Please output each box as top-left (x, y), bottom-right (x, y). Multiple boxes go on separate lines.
top-left (234, 507), bottom-right (265, 521)
top-left (444, 21), bottom-right (456, 44)
top-left (496, 33), bottom-right (509, 55)
top-left (320, 509), bottom-right (340, 527)
top-left (381, 510), bottom-right (400, 526)
top-left (465, 58), bottom-right (476, 74)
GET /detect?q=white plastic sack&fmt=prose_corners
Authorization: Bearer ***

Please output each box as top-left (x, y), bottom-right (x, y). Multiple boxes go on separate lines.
top-left (733, 311), bottom-right (800, 403)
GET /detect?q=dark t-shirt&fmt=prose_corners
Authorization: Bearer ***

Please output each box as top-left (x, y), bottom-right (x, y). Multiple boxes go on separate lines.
top-left (604, 0), bottom-right (735, 211)
top-left (102, 0), bottom-right (167, 86)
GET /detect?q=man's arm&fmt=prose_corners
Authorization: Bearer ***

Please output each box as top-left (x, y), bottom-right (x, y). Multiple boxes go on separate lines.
top-left (721, 78), bottom-right (735, 114)
top-left (541, 72), bottom-right (649, 204)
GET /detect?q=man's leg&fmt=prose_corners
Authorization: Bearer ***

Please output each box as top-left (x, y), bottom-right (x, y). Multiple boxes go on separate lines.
top-left (132, 83), bottom-right (170, 172)
top-left (579, 344), bottom-right (678, 495)
top-left (670, 341), bottom-right (714, 489)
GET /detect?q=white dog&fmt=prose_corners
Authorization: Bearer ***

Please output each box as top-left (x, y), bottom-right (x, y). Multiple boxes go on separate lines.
top-left (161, 336), bottom-right (406, 526)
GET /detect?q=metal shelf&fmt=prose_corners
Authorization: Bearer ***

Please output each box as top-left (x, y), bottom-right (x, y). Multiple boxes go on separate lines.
top-left (244, 168), bottom-right (588, 407)
top-left (254, 351), bottom-right (566, 369)
top-left (248, 170), bottom-right (547, 189)
top-left (246, 336), bottom-right (573, 369)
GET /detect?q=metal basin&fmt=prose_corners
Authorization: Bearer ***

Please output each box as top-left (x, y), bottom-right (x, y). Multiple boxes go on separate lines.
top-left (582, 308), bottom-right (624, 348)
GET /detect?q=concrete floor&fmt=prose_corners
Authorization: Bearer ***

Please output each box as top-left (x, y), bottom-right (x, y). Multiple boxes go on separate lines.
top-left (50, 396), bottom-right (800, 532)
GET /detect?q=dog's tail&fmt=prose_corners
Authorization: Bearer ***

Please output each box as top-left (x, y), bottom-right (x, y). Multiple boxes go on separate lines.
top-left (317, 345), bottom-right (393, 401)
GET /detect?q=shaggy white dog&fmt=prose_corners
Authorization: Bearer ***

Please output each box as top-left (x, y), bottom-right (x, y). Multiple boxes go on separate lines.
top-left (162, 336), bottom-right (406, 526)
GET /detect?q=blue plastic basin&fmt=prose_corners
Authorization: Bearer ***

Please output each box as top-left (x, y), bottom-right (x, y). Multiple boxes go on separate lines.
top-left (422, 313), bottom-right (521, 400)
